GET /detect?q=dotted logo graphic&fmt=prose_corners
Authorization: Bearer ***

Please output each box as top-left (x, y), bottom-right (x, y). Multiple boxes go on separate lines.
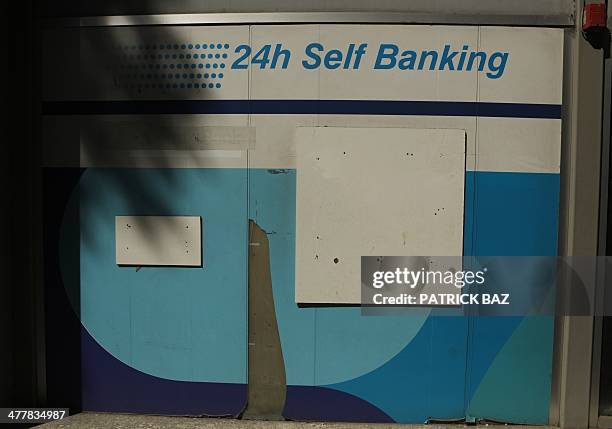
top-left (116, 42), bottom-right (230, 91)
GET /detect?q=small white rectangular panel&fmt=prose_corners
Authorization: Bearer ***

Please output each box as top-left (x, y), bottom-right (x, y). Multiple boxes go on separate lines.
top-left (115, 216), bottom-right (202, 266)
top-left (295, 127), bottom-right (466, 304)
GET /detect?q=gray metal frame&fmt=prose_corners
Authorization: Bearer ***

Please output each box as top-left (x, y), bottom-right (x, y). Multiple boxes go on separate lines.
top-left (589, 58), bottom-right (610, 429)
top-left (43, 11), bottom-right (573, 28)
top-left (550, 30), bottom-right (578, 426)
top-left (589, 11), bottom-right (612, 428)
top-left (554, 0), bottom-right (605, 424)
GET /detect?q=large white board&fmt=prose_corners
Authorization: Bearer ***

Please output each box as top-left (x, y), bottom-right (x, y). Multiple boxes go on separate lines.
top-left (295, 127), bottom-right (466, 304)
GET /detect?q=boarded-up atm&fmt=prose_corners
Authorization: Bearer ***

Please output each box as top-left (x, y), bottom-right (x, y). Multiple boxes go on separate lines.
top-left (43, 23), bottom-right (562, 423)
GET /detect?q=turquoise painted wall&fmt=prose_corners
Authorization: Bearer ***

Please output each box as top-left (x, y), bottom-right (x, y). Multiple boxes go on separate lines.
top-left (57, 167), bottom-right (559, 423)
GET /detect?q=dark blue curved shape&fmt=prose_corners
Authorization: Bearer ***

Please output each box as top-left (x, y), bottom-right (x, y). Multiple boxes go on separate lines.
top-left (283, 385), bottom-right (394, 423)
top-left (81, 326), bottom-right (247, 416)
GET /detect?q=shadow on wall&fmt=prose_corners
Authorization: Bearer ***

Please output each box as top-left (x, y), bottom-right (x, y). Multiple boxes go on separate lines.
top-left (45, 19), bottom-right (240, 256)
top-left (43, 19), bottom-right (230, 412)
top-left (78, 28), bottom-right (191, 248)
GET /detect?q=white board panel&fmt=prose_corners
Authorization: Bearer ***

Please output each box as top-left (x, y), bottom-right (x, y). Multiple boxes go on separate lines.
top-left (478, 27), bottom-right (563, 104)
top-left (115, 216), bottom-right (202, 266)
top-left (295, 127), bottom-right (466, 304)
top-left (476, 117), bottom-right (561, 173)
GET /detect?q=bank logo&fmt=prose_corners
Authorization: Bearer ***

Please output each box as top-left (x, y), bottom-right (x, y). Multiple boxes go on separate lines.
top-left (115, 42), bottom-right (230, 91)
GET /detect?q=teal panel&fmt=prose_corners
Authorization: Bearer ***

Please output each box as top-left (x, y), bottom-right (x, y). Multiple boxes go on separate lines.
top-left (467, 316), bottom-right (554, 423)
top-left (327, 316), bottom-right (469, 422)
top-left (249, 169), bottom-right (559, 423)
top-left (465, 171), bottom-right (560, 423)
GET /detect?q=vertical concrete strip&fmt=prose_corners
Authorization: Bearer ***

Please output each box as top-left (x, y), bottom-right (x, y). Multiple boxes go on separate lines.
top-left (243, 220), bottom-right (287, 420)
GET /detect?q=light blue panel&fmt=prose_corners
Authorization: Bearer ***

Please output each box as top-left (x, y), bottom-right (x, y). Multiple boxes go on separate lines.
top-left (248, 169), bottom-right (316, 386)
top-left (71, 168), bottom-right (248, 383)
top-left (130, 279), bottom-right (194, 379)
top-left (314, 308), bottom-right (429, 385)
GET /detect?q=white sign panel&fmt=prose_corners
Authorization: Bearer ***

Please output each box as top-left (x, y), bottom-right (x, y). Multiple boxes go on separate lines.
top-left (115, 216), bottom-right (202, 266)
top-left (295, 127), bottom-right (466, 304)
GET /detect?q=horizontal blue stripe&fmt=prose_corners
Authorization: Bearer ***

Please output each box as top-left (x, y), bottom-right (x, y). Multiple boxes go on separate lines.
top-left (42, 100), bottom-right (561, 119)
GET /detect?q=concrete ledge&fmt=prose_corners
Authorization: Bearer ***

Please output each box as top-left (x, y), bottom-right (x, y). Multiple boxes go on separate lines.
top-left (37, 413), bottom-right (556, 429)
